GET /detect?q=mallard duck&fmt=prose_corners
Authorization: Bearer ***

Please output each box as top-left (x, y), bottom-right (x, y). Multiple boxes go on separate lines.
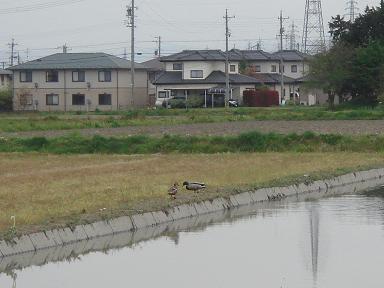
top-left (168, 182), bottom-right (179, 199)
top-left (183, 181), bottom-right (206, 193)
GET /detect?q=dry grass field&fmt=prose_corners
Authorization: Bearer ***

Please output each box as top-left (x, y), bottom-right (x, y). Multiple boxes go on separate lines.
top-left (1, 152), bottom-right (384, 236)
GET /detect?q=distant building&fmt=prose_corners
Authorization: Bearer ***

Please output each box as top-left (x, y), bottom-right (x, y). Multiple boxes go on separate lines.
top-left (153, 50), bottom-right (262, 107)
top-left (141, 58), bottom-right (165, 107)
top-left (0, 69), bottom-right (12, 90)
top-left (151, 49), bottom-right (313, 106)
top-left (8, 53), bottom-right (150, 111)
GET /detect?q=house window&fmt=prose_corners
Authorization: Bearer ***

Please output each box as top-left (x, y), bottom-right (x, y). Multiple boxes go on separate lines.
top-left (72, 94), bottom-right (85, 105)
top-left (271, 65), bottom-right (277, 73)
top-left (158, 91), bottom-right (168, 98)
top-left (251, 65), bottom-right (261, 73)
top-left (190, 70), bottom-right (203, 78)
top-left (230, 65), bottom-right (236, 72)
top-left (20, 71), bottom-right (32, 82)
top-left (19, 94), bottom-right (33, 106)
top-left (72, 71), bottom-right (85, 82)
top-left (99, 93), bottom-right (112, 105)
top-left (98, 71), bottom-right (112, 82)
top-left (46, 70), bottom-right (59, 82)
top-left (46, 94), bottom-right (59, 106)
top-left (173, 63), bottom-right (183, 71)
top-left (291, 65), bottom-right (298, 73)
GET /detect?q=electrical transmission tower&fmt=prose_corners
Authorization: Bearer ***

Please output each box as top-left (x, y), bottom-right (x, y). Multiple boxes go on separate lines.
top-left (302, 0), bottom-right (326, 54)
top-left (288, 22), bottom-right (299, 50)
top-left (346, 0), bottom-right (359, 22)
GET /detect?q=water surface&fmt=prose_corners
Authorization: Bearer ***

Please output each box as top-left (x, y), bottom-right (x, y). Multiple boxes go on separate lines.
top-left (1, 192), bottom-right (384, 288)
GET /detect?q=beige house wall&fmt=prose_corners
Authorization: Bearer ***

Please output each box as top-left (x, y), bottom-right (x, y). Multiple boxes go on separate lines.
top-left (12, 69), bottom-right (149, 111)
top-left (164, 61), bottom-right (239, 79)
top-left (246, 60), bottom-right (309, 80)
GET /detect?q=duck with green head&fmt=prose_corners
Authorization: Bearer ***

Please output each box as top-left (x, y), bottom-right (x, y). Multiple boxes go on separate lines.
top-left (183, 181), bottom-right (206, 193)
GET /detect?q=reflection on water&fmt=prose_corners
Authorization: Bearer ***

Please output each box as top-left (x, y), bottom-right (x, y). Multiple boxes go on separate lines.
top-left (1, 191), bottom-right (384, 288)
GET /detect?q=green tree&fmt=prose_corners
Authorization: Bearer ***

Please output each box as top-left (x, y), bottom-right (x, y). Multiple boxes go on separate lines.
top-left (350, 41), bottom-right (384, 107)
top-left (0, 89), bottom-right (12, 111)
top-left (306, 43), bottom-right (353, 109)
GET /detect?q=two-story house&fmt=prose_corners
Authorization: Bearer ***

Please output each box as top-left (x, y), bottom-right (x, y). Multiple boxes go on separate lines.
top-left (0, 69), bottom-right (12, 90)
top-left (230, 49), bottom-right (310, 102)
top-left (153, 50), bottom-right (262, 107)
top-left (9, 53), bottom-right (150, 111)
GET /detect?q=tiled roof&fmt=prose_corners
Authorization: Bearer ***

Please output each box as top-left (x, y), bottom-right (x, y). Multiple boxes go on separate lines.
top-left (270, 50), bottom-right (310, 61)
top-left (0, 69), bottom-right (12, 75)
top-left (9, 53), bottom-right (146, 70)
top-left (160, 49), bottom-right (310, 62)
top-left (160, 50), bottom-right (243, 62)
top-left (154, 71), bottom-right (262, 85)
top-left (141, 58), bottom-right (165, 71)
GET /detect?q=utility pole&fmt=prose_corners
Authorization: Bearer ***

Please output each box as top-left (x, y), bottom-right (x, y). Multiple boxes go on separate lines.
top-left (154, 36), bottom-right (161, 58)
top-left (57, 44), bottom-right (70, 54)
top-left (127, 0), bottom-right (137, 105)
top-left (7, 39), bottom-right (18, 67)
top-left (123, 48), bottom-right (127, 59)
top-left (224, 9), bottom-right (235, 108)
top-left (278, 11), bottom-right (289, 104)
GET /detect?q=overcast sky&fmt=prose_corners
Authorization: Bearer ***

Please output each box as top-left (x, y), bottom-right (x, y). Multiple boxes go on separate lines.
top-left (0, 0), bottom-right (379, 65)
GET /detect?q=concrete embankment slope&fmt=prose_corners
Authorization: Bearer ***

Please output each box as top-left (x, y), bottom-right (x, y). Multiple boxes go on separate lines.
top-left (0, 168), bottom-right (383, 260)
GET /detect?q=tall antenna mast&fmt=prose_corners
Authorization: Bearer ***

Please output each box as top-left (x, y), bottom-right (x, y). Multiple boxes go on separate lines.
top-left (302, 0), bottom-right (326, 54)
top-left (346, 0), bottom-right (359, 22)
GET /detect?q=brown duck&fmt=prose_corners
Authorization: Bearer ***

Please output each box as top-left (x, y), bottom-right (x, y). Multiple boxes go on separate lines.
top-left (168, 182), bottom-right (179, 199)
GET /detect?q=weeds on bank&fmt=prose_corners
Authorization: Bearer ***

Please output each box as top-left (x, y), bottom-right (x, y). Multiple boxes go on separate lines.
top-left (1, 131), bottom-right (384, 154)
top-left (1, 106), bottom-right (384, 132)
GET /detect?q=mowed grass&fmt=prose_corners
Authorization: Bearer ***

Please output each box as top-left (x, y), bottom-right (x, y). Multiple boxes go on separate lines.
top-left (0, 152), bottom-right (384, 236)
top-left (1, 105), bottom-right (384, 132)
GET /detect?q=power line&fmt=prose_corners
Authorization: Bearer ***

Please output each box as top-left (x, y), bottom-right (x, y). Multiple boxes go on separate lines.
top-left (0, 0), bottom-right (86, 15)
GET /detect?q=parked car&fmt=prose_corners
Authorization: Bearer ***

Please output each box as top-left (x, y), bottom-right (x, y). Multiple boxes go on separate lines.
top-left (228, 99), bottom-right (239, 107)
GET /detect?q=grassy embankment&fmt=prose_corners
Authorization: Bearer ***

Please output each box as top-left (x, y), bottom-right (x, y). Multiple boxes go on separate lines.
top-left (1, 131), bottom-right (384, 154)
top-left (1, 106), bottom-right (384, 132)
top-left (1, 152), bottom-right (384, 238)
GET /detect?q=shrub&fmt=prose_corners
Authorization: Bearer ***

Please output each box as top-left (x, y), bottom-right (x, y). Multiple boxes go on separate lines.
top-left (0, 89), bottom-right (12, 111)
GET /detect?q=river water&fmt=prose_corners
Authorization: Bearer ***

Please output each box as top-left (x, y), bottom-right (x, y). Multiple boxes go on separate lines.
top-left (0, 190), bottom-right (383, 288)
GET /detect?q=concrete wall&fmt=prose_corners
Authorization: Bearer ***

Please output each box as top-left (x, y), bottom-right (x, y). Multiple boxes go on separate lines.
top-left (12, 69), bottom-right (149, 111)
